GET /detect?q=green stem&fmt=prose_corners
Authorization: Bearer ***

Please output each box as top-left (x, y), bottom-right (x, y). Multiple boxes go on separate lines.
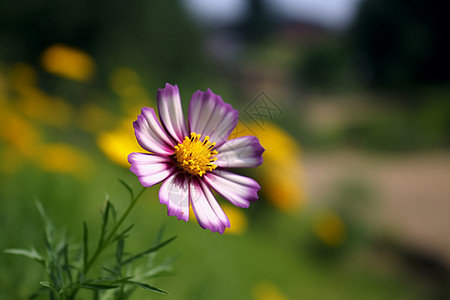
top-left (85, 187), bottom-right (146, 273)
top-left (68, 187), bottom-right (146, 299)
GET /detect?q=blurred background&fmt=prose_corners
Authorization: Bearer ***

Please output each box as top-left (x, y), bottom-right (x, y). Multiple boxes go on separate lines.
top-left (1, 0), bottom-right (449, 299)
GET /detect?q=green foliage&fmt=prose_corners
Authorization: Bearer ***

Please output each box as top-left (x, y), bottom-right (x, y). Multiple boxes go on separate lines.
top-left (349, 0), bottom-right (450, 89)
top-left (295, 40), bottom-right (355, 92)
top-left (0, 0), bottom-right (206, 93)
top-left (4, 180), bottom-right (176, 300)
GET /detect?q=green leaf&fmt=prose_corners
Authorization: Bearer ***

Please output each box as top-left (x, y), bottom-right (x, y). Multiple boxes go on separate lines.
top-left (92, 289), bottom-right (99, 300)
top-left (123, 236), bottom-right (176, 265)
top-left (153, 224), bottom-right (166, 246)
top-left (39, 281), bottom-right (59, 293)
top-left (104, 191), bottom-right (110, 203)
top-left (56, 229), bottom-right (68, 254)
top-left (102, 267), bottom-right (120, 276)
top-left (28, 286), bottom-right (48, 299)
top-left (143, 266), bottom-right (175, 280)
top-left (62, 244), bottom-right (73, 284)
top-left (112, 224), bottom-right (134, 243)
top-left (4, 247), bottom-right (45, 265)
top-left (112, 276), bottom-right (133, 283)
top-left (80, 283), bottom-right (119, 290)
top-left (144, 254), bottom-right (179, 278)
top-left (82, 221), bottom-right (89, 269)
top-left (116, 238), bottom-right (124, 265)
top-left (127, 281), bottom-right (168, 294)
top-left (43, 236), bottom-right (53, 262)
top-left (146, 224), bottom-right (168, 265)
top-left (35, 200), bottom-right (54, 245)
top-left (118, 178), bottom-right (134, 201)
top-left (110, 202), bottom-right (117, 225)
top-left (100, 201), bottom-right (111, 244)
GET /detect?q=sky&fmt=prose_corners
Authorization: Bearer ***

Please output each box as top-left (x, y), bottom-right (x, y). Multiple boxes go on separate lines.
top-left (183, 0), bottom-right (364, 29)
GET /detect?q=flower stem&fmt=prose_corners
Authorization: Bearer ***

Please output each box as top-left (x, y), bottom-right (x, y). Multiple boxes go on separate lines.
top-left (68, 187), bottom-right (146, 299)
top-left (85, 187), bottom-right (146, 273)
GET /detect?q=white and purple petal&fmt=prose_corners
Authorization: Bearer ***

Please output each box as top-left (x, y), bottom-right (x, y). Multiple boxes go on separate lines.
top-left (190, 178), bottom-right (230, 234)
top-left (128, 152), bottom-right (175, 187)
top-left (188, 89), bottom-right (239, 147)
top-left (133, 107), bottom-right (176, 156)
top-left (204, 170), bottom-right (260, 208)
top-left (159, 172), bottom-right (190, 222)
top-left (157, 83), bottom-right (188, 144)
top-left (215, 136), bottom-right (264, 168)
top-left (128, 153), bottom-right (175, 187)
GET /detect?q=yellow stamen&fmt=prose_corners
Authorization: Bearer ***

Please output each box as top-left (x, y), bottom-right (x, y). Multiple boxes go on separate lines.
top-left (173, 132), bottom-right (218, 177)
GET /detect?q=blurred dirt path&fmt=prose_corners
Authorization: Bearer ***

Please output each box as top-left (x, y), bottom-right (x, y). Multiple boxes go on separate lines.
top-left (303, 150), bottom-right (450, 266)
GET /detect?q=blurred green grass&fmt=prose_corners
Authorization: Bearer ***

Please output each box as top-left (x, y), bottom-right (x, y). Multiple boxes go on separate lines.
top-left (0, 58), bottom-right (441, 299)
top-left (1, 53), bottom-right (445, 299)
top-left (0, 155), bottom-right (425, 299)
top-left (1, 0), bottom-right (449, 298)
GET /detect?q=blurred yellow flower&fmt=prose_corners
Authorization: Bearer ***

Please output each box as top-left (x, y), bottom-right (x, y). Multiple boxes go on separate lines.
top-left (253, 281), bottom-right (289, 300)
top-left (38, 143), bottom-right (91, 177)
top-left (188, 202), bottom-right (248, 234)
top-left (97, 118), bottom-right (143, 168)
top-left (313, 210), bottom-right (347, 247)
top-left (15, 87), bottom-right (73, 128)
top-left (0, 62), bottom-right (92, 177)
top-left (0, 106), bottom-right (41, 158)
top-left (229, 122), bottom-right (306, 212)
top-left (222, 204), bottom-right (248, 235)
top-left (0, 103), bottom-right (91, 176)
top-left (96, 68), bottom-right (154, 167)
top-left (41, 44), bottom-right (95, 81)
top-left (8, 63), bottom-right (74, 128)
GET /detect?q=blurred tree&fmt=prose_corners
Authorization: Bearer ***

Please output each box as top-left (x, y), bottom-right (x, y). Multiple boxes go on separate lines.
top-left (296, 39), bottom-right (353, 92)
top-left (0, 0), bottom-right (205, 91)
top-left (349, 0), bottom-right (450, 89)
top-left (238, 0), bottom-right (273, 44)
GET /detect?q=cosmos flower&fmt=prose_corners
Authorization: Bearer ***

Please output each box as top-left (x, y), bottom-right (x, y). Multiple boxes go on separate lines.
top-left (128, 83), bottom-right (264, 233)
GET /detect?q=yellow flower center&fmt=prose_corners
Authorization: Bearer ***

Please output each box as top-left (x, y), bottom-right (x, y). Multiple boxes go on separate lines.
top-left (173, 132), bottom-right (218, 177)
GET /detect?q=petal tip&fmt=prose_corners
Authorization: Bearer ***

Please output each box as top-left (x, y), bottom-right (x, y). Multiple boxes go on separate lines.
top-left (171, 211), bottom-right (189, 222)
top-left (158, 83), bottom-right (179, 97)
top-left (141, 106), bottom-right (153, 114)
top-left (127, 152), bottom-right (137, 164)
